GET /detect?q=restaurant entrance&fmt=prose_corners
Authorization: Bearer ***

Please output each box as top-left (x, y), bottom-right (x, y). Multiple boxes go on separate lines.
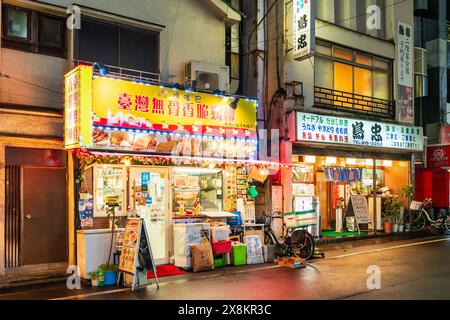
top-left (128, 167), bottom-right (170, 265)
top-left (291, 148), bottom-right (412, 235)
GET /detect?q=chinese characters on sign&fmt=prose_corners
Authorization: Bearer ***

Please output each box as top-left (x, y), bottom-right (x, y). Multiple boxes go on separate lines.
top-left (65, 69), bottom-right (80, 147)
top-left (91, 77), bottom-right (257, 135)
top-left (296, 112), bottom-right (424, 151)
top-left (115, 93), bottom-right (236, 122)
top-left (293, 0), bottom-right (315, 61)
top-left (397, 21), bottom-right (414, 124)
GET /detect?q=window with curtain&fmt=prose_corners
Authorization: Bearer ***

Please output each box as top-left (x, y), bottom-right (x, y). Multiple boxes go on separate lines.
top-left (314, 41), bottom-right (392, 101)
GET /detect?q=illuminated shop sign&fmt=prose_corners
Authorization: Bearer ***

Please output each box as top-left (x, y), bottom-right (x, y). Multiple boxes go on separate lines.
top-left (427, 145), bottom-right (450, 168)
top-left (64, 66), bottom-right (258, 159)
top-left (397, 21), bottom-right (414, 124)
top-left (296, 112), bottom-right (424, 151)
top-left (64, 66), bottom-right (92, 148)
top-left (293, 0), bottom-right (315, 61)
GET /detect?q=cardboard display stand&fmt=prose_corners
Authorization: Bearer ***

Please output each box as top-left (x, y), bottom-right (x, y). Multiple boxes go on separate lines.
top-left (118, 218), bottom-right (159, 291)
top-left (344, 195), bottom-right (373, 234)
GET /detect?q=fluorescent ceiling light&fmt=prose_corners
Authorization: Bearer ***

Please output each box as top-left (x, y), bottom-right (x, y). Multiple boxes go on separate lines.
top-left (304, 156), bottom-right (316, 163)
top-left (325, 157), bottom-right (337, 165)
top-left (383, 160), bottom-right (393, 167)
top-left (172, 167), bottom-right (221, 174)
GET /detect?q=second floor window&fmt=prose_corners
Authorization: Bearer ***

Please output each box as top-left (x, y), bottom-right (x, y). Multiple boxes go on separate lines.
top-left (315, 41), bottom-right (392, 101)
top-left (75, 17), bottom-right (159, 77)
top-left (2, 4), bottom-right (66, 57)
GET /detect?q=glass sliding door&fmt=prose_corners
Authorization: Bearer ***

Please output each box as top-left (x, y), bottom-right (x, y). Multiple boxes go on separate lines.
top-left (129, 167), bottom-right (170, 265)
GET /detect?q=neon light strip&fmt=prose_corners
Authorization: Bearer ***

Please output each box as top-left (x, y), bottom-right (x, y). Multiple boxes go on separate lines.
top-left (93, 125), bottom-right (258, 144)
top-left (85, 150), bottom-right (290, 166)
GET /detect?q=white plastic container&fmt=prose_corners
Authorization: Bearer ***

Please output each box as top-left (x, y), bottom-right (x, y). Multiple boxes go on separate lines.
top-left (210, 226), bottom-right (230, 242)
top-left (173, 223), bottom-right (211, 268)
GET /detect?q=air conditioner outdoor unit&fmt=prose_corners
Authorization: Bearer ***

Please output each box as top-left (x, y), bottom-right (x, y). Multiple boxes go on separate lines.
top-left (184, 61), bottom-right (230, 93)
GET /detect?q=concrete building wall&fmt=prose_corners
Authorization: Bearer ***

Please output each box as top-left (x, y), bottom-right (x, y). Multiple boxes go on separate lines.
top-left (414, 0), bottom-right (448, 143)
top-left (0, 0), bottom-right (239, 277)
top-left (0, 0), bottom-right (234, 110)
top-left (283, 0), bottom-right (413, 115)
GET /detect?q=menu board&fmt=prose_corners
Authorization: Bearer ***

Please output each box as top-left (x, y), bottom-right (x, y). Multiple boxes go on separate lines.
top-left (119, 218), bottom-right (140, 274)
top-left (118, 218), bottom-right (159, 291)
top-left (345, 195), bottom-right (371, 225)
top-left (297, 112), bottom-right (423, 151)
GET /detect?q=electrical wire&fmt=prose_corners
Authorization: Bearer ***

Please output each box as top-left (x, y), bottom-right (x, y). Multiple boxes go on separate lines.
top-left (0, 73), bottom-right (64, 96)
top-left (161, 0), bottom-right (182, 81)
top-left (230, 0), bottom-right (409, 50)
top-left (0, 90), bottom-right (63, 104)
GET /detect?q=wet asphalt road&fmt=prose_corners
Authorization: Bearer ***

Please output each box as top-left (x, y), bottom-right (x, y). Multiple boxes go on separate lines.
top-left (1, 234), bottom-right (449, 300)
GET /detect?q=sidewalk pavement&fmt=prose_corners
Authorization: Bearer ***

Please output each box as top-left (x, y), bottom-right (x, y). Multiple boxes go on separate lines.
top-left (0, 232), bottom-right (443, 299)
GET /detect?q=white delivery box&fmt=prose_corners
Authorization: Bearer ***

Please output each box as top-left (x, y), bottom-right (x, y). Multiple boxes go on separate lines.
top-left (210, 226), bottom-right (230, 242)
top-left (173, 223), bottom-right (210, 269)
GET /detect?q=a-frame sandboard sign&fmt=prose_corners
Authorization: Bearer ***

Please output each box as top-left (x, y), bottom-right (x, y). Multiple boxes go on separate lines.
top-left (118, 218), bottom-right (159, 291)
top-left (344, 195), bottom-right (374, 234)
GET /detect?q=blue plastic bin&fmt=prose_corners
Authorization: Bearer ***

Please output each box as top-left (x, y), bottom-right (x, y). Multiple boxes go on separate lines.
top-left (227, 211), bottom-right (242, 226)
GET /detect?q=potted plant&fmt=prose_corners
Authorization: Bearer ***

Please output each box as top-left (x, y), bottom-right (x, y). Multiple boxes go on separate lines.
top-left (89, 271), bottom-right (100, 287)
top-left (391, 208), bottom-right (401, 233)
top-left (383, 196), bottom-right (401, 233)
top-left (99, 264), bottom-right (118, 286)
top-left (383, 214), bottom-right (392, 233)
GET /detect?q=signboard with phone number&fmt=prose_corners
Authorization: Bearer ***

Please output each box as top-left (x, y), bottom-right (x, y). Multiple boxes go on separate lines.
top-left (296, 112), bottom-right (424, 151)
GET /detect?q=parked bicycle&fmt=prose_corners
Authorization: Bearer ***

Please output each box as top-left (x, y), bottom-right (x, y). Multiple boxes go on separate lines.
top-left (405, 199), bottom-right (450, 234)
top-left (257, 211), bottom-right (315, 260)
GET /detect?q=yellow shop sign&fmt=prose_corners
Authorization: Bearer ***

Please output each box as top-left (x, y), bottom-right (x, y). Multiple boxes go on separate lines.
top-left (64, 65), bottom-right (258, 151)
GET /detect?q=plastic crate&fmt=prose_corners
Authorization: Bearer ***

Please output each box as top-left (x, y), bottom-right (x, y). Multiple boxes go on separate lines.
top-left (284, 210), bottom-right (317, 228)
top-left (213, 254), bottom-right (226, 268)
top-left (231, 244), bottom-right (247, 266)
top-left (212, 240), bottom-right (232, 255)
top-left (211, 226), bottom-right (230, 242)
top-left (227, 211), bottom-right (242, 226)
top-left (263, 245), bottom-right (276, 263)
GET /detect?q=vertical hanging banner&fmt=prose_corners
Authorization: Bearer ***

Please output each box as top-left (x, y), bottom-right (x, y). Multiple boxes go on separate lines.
top-left (293, 0), bottom-right (315, 61)
top-left (397, 21), bottom-right (414, 124)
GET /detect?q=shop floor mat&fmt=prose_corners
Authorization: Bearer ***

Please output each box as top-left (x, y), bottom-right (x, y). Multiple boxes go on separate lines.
top-left (321, 231), bottom-right (367, 237)
top-left (147, 265), bottom-right (186, 279)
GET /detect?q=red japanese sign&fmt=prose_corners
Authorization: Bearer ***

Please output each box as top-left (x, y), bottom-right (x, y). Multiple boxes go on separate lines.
top-left (427, 145), bottom-right (450, 168)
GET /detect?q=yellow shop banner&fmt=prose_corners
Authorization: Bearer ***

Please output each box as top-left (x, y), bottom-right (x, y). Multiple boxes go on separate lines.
top-left (92, 77), bottom-right (257, 134)
top-left (64, 65), bottom-right (257, 150)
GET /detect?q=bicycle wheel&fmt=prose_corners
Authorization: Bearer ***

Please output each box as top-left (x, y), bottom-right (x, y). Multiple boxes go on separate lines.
top-left (444, 215), bottom-right (450, 235)
top-left (405, 211), bottom-right (427, 232)
top-left (290, 229), bottom-right (315, 260)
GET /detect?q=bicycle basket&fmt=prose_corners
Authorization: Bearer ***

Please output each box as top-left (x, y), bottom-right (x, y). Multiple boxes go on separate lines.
top-left (410, 201), bottom-right (423, 211)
